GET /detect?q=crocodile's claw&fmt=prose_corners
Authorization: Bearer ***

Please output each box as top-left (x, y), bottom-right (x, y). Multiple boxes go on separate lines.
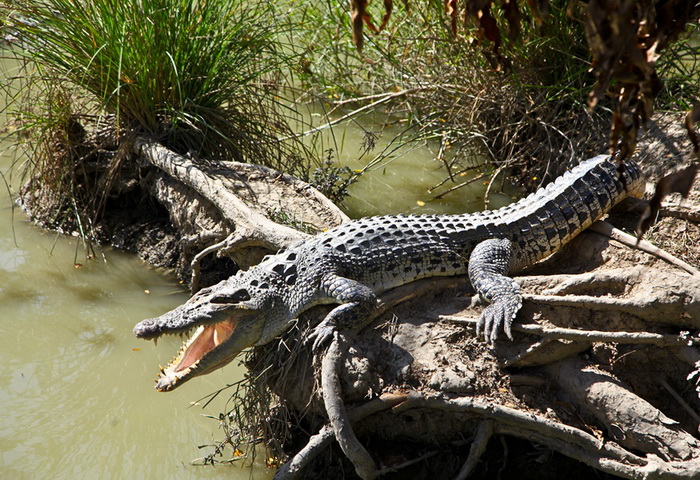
top-left (306, 324), bottom-right (335, 351)
top-left (476, 294), bottom-right (522, 343)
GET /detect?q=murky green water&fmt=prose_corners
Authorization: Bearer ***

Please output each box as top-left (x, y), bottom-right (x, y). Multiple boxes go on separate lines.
top-left (303, 109), bottom-right (515, 218)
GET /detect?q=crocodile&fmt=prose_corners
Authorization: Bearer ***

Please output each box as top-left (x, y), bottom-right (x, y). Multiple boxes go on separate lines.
top-left (134, 154), bottom-right (644, 391)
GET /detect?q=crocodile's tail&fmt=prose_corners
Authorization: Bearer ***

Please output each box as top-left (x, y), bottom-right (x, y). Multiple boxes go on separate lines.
top-left (497, 155), bottom-right (644, 268)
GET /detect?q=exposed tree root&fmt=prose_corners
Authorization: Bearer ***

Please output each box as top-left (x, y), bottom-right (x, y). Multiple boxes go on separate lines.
top-left (132, 137), bottom-right (347, 286)
top-left (441, 316), bottom-right (699, 347)
top-left (453, 419), bottom-right (493, 480)
top-left (274, 393), bottom-right (408, 480)
top-left (321, 334), bottom-right (379, 480)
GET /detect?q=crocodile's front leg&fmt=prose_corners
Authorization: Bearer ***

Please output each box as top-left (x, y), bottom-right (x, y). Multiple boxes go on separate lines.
top-left (468, 238), bottom-right (522, 343)
top-left (308, 274), bottom-right (378, 350)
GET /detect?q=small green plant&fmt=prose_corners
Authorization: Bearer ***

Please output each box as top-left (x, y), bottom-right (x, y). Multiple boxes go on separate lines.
top-left (311, 148), bottom-right (356, 204)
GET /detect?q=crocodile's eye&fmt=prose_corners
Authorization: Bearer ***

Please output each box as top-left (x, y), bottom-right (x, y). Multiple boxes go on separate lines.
top-left (211, 289), bottom-right (251, 304)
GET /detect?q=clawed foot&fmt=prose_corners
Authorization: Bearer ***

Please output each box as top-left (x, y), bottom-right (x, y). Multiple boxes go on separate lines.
top-left (305, 324), bottom-right (335, 352)
top-left (476, 294), bottom-right (522, 343)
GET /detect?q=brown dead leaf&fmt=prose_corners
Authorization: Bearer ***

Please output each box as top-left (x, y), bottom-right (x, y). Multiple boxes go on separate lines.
top-left (378, 0), bottom-right (393, 32)
top-left (637, 163), bottom-right (699, 237)
top-left (350, 0), bottom-right (366, 51)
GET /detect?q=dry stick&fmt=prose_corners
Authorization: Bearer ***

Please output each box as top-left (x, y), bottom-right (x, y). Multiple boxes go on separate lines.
top-left (281, 88), bottom-right (422, 140)
top-left (376, 450), bottom-right (440, 475)
top-left (440, 316), bottom-right (700, 346)
top-left (189, 236), bottom-right (230, 291)
top-left (433, 172), bottom-right (488, 199)
top-left (483, 165), bottom-right (506, 210)
top-left (589, 220), bottom-right (700, 276)
top-left (274, 393), bottom-right (408, 480)
top-left (321, 335), bottom-right (379, 480)
top-left (453, 420), bottom-right (493, 480)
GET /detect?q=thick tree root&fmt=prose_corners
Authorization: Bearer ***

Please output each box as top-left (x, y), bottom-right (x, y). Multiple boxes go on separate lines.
top-left (273, 393), bottom-right (407, 480)
top-left (280, 388), bottom-right (700, 480)
top-left (133, 137), bottom-right (347, 286)
top-left (547, 357), bottom-right (700, 461)
top-left (321, 335), bottom-right (379, 480)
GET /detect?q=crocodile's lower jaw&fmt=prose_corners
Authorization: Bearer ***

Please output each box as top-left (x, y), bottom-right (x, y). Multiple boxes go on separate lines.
top-left (156, 318), bottom-right (236, 391)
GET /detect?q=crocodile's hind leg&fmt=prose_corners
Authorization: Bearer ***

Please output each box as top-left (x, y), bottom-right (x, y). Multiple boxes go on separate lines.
top-left (468, 238), bottom-right (522, 343)
top-left (307, 274), bottom-right (378, 351)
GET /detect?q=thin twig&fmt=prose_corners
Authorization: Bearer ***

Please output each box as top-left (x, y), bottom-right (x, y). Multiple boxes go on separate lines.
top-left (281, 88), bottom-right (422, 140)
top-left (657, 377), bottom-right (700, 426)
top-left (376, 449), bottom-right (440, 475)
top-left (483, 165), bottom-right (505, 209)
top-left (433, 172), bottom-right (488, 199)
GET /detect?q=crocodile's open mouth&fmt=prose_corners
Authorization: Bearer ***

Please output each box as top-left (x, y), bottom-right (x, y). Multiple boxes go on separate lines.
top-left (156, 317), bottom-right (237, 391)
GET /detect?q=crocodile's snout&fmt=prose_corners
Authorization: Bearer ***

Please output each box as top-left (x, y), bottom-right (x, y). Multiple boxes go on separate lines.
top-left (133, 319), bottom-right (160, 338)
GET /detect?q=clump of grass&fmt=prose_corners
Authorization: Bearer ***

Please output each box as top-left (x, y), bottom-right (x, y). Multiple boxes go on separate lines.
top-left (655, 22), bottom-right (700, 111)
top-left (4, 0), bottom-right (305, 165)
top-left (1, 0), bottom-right (321, 238)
